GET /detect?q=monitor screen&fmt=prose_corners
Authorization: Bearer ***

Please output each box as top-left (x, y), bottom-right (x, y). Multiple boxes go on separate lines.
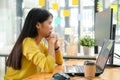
top-left (94, 8), bottom-right (113, 46)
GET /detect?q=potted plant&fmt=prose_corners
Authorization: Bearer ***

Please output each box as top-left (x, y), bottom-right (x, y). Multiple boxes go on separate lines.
top-left (78, 35), bottom-right (94, 55)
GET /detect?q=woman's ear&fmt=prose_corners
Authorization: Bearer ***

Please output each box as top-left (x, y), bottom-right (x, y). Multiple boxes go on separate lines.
top-left (36, 22), bottom-right (41, 29)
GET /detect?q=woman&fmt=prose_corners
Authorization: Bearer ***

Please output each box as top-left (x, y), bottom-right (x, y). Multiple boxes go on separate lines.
top-left (4, 8), bottom-right (63, 80)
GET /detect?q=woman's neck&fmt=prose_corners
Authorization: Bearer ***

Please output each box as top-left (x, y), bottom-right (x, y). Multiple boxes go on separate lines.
top-left (35, 36), bottom-right (42, 45)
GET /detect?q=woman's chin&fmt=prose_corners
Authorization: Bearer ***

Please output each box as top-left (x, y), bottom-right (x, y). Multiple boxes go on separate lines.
top-left (45, 34), bottom-right (50, 38)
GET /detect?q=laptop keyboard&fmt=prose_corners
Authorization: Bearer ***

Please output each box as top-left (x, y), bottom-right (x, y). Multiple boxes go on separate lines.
top-left (64, 65), bottom-right (84, 73)
top-left (74, 65), bottom-right (84, 73)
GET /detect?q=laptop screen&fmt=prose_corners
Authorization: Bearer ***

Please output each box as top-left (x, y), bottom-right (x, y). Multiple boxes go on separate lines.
top-left (96, 39), bottom-right (114, 71)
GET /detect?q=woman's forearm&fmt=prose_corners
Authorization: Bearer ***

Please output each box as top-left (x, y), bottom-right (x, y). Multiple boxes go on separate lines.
top-left (48, 42), bottom-right (55, 57)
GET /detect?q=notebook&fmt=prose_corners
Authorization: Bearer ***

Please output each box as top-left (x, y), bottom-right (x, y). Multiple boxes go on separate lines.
top-left (63, 39), bottom-right (114, 76)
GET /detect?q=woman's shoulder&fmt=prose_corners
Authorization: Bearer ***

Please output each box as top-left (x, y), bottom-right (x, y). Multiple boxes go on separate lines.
top-left (23, 37), bottom-right (35, 45)
top-left (24, 37), bottom-right (34, 40)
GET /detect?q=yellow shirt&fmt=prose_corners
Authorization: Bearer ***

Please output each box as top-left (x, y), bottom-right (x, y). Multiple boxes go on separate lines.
top-left (4, 37), bottom-right (63, 80)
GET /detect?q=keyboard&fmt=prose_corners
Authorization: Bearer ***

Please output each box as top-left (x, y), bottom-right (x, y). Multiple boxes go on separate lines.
top-left (64, 65), bottom-right (84, 73)
top-left (74, 65), bottom-right (84, 73)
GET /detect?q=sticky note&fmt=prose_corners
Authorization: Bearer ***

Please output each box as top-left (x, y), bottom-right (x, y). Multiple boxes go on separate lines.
top-left (72, 0), bottom-right (78, 5)
top-left (77, 14), bottom-right (82, 21)
top-left (65, 28), bottom-right (72, 35)
top-left (39, 0), bottom-right (45, 6)
top-left (107, 43), bottom-right (112, 50)
top-left (97, 1), bottom-right (103, 11)
top-left (63, 10), bottom-right (70, 17)
top-left (55, 17), bottom-right (61, 24)
top-left (118, 15), bottom-right (120, 22)
top-left (110, 4), bottom-right (118, 12)
top-left (52, 3), bottom-right (59, 10)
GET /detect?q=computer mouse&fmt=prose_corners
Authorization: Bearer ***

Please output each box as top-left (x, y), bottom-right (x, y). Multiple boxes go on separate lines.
top-left (52, 72), bottom-right (70, 80)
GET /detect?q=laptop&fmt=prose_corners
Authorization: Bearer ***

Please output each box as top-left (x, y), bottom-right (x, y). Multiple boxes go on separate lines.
top-left (63, 39), bottom-right (114, 76)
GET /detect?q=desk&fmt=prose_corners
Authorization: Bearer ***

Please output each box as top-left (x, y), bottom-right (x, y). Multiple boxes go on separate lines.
top-left (24, 60), bottom-right (120, 80)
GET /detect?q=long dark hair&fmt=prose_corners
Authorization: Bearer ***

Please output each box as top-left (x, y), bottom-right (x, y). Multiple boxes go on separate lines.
top-left (6, 8), bottom-right (52, 70)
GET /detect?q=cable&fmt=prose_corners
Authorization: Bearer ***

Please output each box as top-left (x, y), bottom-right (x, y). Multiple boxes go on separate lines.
top-left (114, 56), bottom-right (120, 60)
top-left (108, 53), bottom-right (120, 60)
top-left (114, 53), bottom-right (120, 58)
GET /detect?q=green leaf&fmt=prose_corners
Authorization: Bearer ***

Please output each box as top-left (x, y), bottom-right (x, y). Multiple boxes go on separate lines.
top-left (78, 36), bottom-right (94, 47)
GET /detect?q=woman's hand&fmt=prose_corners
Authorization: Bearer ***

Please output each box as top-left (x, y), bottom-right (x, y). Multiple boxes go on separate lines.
top-left (54, 34), bottom-right (59, 49)
top-left (45, 33), bottom-right (60, 57)
top-left (45, 33), bottom-right (58, 45)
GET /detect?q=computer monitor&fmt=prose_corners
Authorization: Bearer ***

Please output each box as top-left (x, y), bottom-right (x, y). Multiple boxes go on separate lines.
top-left (94, 8), bottom-right (120, 67)
top-left (94, 8), bottom-right (113, 47)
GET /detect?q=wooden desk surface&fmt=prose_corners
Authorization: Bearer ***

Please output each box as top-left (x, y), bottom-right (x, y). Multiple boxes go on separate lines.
top-left (24, 60), bottom-right (120, 80)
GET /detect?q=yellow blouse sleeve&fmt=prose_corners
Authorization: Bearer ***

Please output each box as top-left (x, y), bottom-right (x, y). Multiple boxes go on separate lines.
top-left (22, 38), bottom-right (55, 72)
top-left (55, 50), bottom-right (63, 65)
top-left (41, 41), bottom-right (63, 65)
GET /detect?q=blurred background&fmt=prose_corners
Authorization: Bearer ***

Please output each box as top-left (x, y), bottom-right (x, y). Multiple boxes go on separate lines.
top-left (0, 0), bottom-right (120, 79)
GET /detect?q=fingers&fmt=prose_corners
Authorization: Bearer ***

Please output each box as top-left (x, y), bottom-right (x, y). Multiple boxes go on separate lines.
top-left (50, 33), bottom-right (58, 39)
top-left (45, 33), bottom-right (58, 44)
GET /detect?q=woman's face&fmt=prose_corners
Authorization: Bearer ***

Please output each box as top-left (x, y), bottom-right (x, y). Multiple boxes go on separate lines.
top-left (37, 15), bottom-right (53, 38)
